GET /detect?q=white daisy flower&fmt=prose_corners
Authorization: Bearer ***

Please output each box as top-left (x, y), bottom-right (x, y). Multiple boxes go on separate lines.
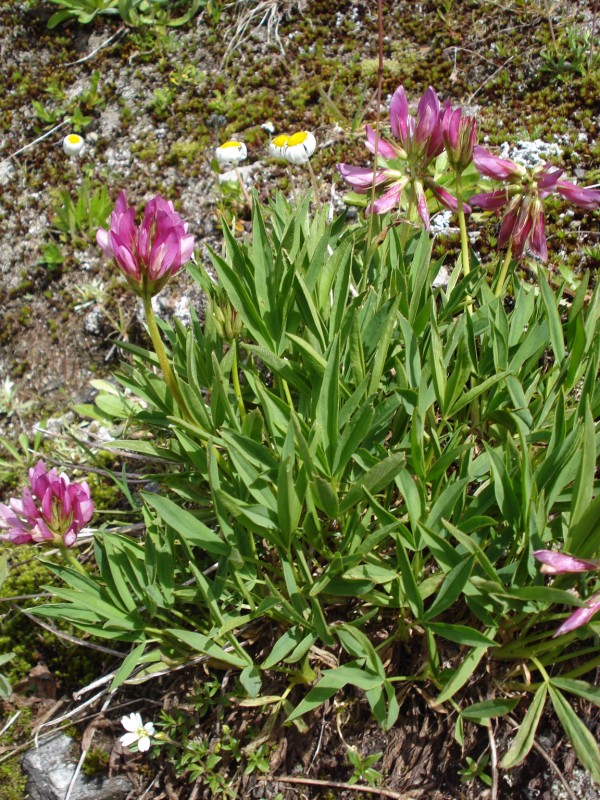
top-left (62, 133), bottom-right (85, 157)
top-left (284, 131), bottom-right (316, 165)
top-left (120, 712), bottom-right (155, 753)
top-left (268, 134), bottom-right (289, 159)
top-left (261, 121), bottom-right (275, 134)
top-left (215, 140), bottom-right (247, 166)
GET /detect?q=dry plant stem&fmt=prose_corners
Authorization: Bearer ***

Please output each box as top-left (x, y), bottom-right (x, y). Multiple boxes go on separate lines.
top-left (307, 160), bottom-right (322, 211)
top-left (495, 245), bottom-right (514, 297)
top-left (234, 166), bottom-right (252, 209)
top-left (366, 0), bottom-right (385, 258)
top-left (487, 723), bottom-right (499, 800)
top-left (142, 293), bottom-right (193, 424)
top-left (590, 0), bottom-right (598, 72)
top-left (258, 775), bottom-right (414, 799)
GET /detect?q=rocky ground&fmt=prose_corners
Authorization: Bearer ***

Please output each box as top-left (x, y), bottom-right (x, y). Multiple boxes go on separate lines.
top-left (0, 0), bottom-right (599, 798)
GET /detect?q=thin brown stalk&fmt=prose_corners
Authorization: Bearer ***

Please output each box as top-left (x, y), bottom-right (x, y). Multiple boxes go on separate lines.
top-left (366, 0), bottom-right (385, 252)
top-left (258, 775), bottom-right (416, 799)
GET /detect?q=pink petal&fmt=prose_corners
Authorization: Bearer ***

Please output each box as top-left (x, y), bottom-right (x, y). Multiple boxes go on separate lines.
top-left (390, 86), bottom-right (408, 141)
top-left (534, 550), bottom-right (600, 574)
top-left (556, 180), bottom-right (600, 210)
top-left (365, 126), bottom-right (399, 160)
top-left (367, 183), bottom-right (403, 215)
top-left (473, 145), bottom-right (524, 180)
top-left (554, 593), bottom-right (600, 637)
top-left (470, 189), bottom-right (510, 211)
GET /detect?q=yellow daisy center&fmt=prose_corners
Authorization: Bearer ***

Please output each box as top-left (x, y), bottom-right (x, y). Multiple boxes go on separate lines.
top-left (67, 134), bottom-right (82, 144)
top-left (287, 132), bottom-right (309, 146)
top-left (272, 134), bottom-right (289, 147)
top-left (221, 141), bottom-right (242, 148)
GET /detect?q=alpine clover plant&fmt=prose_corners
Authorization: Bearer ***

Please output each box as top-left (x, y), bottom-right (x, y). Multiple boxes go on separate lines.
top-left (6, 84), bottom-right (599, 787)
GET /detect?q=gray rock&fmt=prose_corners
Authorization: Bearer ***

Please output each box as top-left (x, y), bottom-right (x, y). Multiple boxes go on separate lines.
top-left (22, 733), bottom-right (131, 800)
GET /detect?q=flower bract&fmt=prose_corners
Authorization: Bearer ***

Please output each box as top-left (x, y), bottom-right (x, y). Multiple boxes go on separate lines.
top-left (0, 460), bottom-right (93, 547)
top-left (97, 191), bottom-right (195, 298)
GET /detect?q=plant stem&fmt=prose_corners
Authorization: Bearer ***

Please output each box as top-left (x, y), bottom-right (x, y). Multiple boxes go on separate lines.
top-left (62, 547), bottom-right (89, 576)
top-left (495, 245), bottom-right (513, 297)
top-left (142, 292), bottom-right (193, 423)
top-left (234, 166), bottom-right (252, 210)
top-left (307, 161), bottom-right (322, 212)
top-left (455, 173), bottom-right (470, 278)
top-left (231, 340), bottom-right (246, 421)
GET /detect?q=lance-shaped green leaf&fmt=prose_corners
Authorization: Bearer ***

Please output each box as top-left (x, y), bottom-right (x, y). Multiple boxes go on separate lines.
top-left (500, 683), bottom-right (547, 768)
top-left (143, 493), bottom-right (230, 556)
top-left (548, 685), bottom-right (600, 783)
top-left (339, 452), bottom-right (405, 514)
top-left (317, 336), bottom-right (340, 473)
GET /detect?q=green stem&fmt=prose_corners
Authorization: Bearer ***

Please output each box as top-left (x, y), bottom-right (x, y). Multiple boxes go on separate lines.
top-left (142, 292), bottom-right (193, 423)
top-left (495, 244), bottom-right (513, 298)
top-left (62, 547), bottom-right (89, 576)
top-left (455, 173), bottom-right (470, 279)
top-left (281, 378), bottom-right (294, 412)
top-left (231, 340), bottom-right (246, 421)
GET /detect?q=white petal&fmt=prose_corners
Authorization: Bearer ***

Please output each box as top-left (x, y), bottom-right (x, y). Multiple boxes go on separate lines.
top-left (144, 722), bottom-right (156, 736)
top-left (121, 711), bottom-right (142, 731)
top-left (120, 732), bottom-right (139, 748)
top-left (138, 735), bottom-right (151, 752)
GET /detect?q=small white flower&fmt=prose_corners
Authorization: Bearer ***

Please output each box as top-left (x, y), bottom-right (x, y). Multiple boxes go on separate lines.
top-left (215, 140), bottom-right (247, 166)
top-left (62, 133), bottom-right (85, 157)
top-left (120, 712), bottom-right (155, 753)
top-left (261, 121), bottom-right (275, 134)
top-left (268, 134), bottom-right (289, 159)
top-left (284, 131), bottom-right (316, 165)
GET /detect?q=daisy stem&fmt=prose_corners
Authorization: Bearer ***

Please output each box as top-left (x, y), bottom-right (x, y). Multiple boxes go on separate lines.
top-left (231, 339), bottom-right (246, 421)
top-left (234, 166), bottom-right (252, 210)
top-left (307, 161), bottom-right (322, 211)
top-left (287, 165), bottom-right (298, 205)
top-left (142, 293), bottom-right (193, 424)
top-left (495, 245), bottom-right (513, 298)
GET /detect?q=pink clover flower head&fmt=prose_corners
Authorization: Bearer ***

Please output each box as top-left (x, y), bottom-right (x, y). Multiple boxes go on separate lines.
top-left (0, 460), bottom-right (93, 547)
top-left (97, 191), bottom-right (195, 298)
top-left (534, 549), bottom-right (600, 575)
top-left (120, 712), bottom-right (155, 752)
top-left (554, 592), bottom-right (600, 637)
top-left (471, 150), bottom-right (600, 261)
top-left (338, 86), bottom-right (470, 228)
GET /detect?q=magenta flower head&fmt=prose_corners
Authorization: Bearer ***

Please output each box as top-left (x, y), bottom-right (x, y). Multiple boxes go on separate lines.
top-left (338, 86), bottom-right (470, 228)
top-left (97, 192), bottom-right (195, 298)
top-left (0, 461), bottom-right (93, 548)
top-left (471, 147), bottom-right (600, 261)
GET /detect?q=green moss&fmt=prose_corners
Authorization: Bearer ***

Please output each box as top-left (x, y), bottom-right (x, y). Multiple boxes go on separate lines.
top-left (0, 708), bottom-right (31, 800)
top-left (81, 746), bottom-right (109, 777)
